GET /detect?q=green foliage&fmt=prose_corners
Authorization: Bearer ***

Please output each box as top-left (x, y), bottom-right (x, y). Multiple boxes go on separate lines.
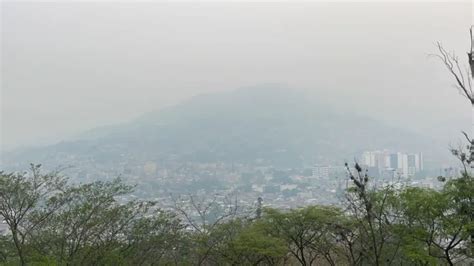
top-left (121, 211), bottom-right (186, 264)
top-left (392, 181), bottom-right (473, 265)
top-left (260, 206), bottom-right (345, 265)
top-left (0, 164), bottom-right (472, 266)
top-left (231, 222), bottom-right (287, 265)
top-left (0, 164), bottom-right (67, 265)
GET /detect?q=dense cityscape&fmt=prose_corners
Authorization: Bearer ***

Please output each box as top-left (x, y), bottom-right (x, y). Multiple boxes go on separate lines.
top-left (1, 2), bottom-right (472, 265)
top-left (8, 149), bottom-right (450, 210)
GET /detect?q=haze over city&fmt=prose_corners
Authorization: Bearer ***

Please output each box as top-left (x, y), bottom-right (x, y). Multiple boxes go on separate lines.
top-left (1, 2), bottom-right (474, 265)
top-left (2, 2), bottom-right (472, 151)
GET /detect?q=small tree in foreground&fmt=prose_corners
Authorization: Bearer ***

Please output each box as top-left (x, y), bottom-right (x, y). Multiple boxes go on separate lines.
top-left (0, 164), bottom-right (67, 265)
top-left (435, 26), bottom-right (474, 261)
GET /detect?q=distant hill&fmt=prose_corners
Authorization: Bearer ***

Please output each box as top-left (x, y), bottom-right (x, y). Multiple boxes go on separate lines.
top-left (2, 86), bottom-right (447, 169)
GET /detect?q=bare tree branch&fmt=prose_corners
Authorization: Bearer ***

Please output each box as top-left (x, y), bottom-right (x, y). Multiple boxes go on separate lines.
top-left (469, 27), bottom-right (473, 78)
top-left (433, 42), bottom-right (474, 104)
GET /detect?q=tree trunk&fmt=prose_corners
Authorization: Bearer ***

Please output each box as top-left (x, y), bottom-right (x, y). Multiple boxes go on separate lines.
top-left (11, 228), bottom-right (26, 266)
top-left (472, 104), bottom-right (474, 139)
top-left (470, 104), bottom-right (474, 169)
top-left (470, 104), bottom-right (474, 265)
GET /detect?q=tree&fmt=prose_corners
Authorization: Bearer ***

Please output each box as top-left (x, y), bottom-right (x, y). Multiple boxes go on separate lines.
top-left (0, 164), bottom-right (67, 265)
top-left (442, 174), bottom-right (474, 263)
top-left (435, 27), bottom-right (474, 159)
top-left (230, 219), bottom-right (287, 265)
top-left (343, 162), bottom-right (405, 266)
top-left (395, 187), bottom-right (471, 265)
top-left (172, 194), bottom-right (242, 265)
top-left (436, 27), bottom-right (474, 260)
top-left (261, 206), bottom-right (344, 266)
top-left (121, 211), bottom-right (188, 265)
top-left (28, 178), bottom-right (153, 265)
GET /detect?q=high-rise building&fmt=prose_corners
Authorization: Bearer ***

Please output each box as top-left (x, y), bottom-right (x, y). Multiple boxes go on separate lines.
top-left (389, 153), bottom-right (398, 169)
top-left (362, 150), bottom-right (390, 168)
top-left (361, 150), bottom-right (423, 178)
top-left (312, 165), bottom-right (329, 179)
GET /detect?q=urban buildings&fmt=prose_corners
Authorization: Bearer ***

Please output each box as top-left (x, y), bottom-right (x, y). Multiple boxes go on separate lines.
top-left (361, 150), bottom-right (423, 178)
top-left (312, 164), bottom-right (330, 179)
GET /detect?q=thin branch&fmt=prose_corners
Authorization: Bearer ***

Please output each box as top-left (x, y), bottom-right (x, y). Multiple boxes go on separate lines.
top-left (434, 42), bottom-right (474, 104)
top-left (461, 131), bottom-right (472, 144)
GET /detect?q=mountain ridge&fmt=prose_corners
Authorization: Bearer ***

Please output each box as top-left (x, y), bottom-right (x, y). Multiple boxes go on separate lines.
top-left (2, 86), bottom-right (447, 170)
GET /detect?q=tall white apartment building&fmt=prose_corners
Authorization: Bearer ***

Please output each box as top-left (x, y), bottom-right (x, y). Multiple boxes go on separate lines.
top-left (361, 150), bottom-right (423, 178)
top-left (312, 165), bottom-right (330, 179)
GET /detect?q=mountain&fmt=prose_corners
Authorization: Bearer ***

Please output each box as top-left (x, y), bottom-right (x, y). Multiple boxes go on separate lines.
top-left (2, 86), bottom-right (447, 170)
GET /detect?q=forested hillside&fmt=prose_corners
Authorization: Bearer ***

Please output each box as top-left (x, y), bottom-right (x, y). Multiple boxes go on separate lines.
top-left (3, 87), bottom-right (445, 170)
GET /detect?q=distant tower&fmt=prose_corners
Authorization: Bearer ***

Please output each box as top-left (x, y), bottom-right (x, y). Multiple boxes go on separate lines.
top-left (256, 197), bottom-right (263, 219)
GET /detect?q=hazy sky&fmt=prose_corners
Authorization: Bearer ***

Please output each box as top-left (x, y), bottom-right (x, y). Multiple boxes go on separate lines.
top-left (1, 1), bottom-right (473, 151)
